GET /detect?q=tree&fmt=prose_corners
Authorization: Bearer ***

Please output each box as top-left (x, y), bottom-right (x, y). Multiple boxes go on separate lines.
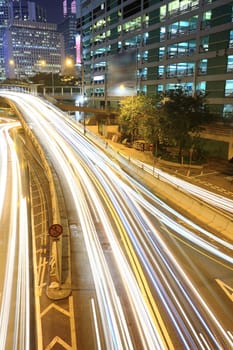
top-left (30, 72), bottom-right (62, 86)
top-left (140, 96), bottom-right (161, 155)
top-left (158, 88), bottom-right (214, 162)
top-left (118, 94), bottom-right (157, 143)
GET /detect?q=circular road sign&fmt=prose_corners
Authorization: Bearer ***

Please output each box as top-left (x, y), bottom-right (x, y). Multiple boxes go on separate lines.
top-left (49, 224), bottom-right (63, 238)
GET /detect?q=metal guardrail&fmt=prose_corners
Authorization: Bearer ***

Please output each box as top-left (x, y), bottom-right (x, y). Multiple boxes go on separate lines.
top-left (86, 129), bottom-right (233, 239)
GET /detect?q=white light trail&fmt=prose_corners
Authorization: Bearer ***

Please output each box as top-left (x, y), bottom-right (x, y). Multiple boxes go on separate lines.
top-left (0, 119), bottom-right (30, 350)
top-left (1, 91), bottom-right (232, 349)
top-left (132, 159), bottom-right (233, 214)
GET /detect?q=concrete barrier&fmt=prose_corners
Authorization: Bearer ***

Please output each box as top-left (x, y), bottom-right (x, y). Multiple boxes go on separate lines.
top-left (8, 99), bottom-right (71, 300)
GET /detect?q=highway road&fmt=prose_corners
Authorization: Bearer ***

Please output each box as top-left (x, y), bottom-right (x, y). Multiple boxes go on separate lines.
top-left (0, 91), bottom-right (233, 349)
top-left (0, 118), bottom-right (32, 350)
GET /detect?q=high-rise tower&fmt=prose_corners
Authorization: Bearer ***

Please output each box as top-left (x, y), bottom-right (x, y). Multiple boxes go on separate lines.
top-left (0, 0), bottom-right (48, 80)
top-left (77, 0), bottom-right (233, 119)
top-left (0, 1), bottom-right (10, 80)
top-left (58, 0), bottom-right (77, 63)
top-left (2, 1), bottom-right (64, 80)
top-left (63, 0), bottom-right (76, 17)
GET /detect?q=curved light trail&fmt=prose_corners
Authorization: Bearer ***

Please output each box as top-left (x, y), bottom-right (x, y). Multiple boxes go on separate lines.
top-left (1, 91), bottom-right (232, 349)
top-left (0, 120), bottom-right (31, 350)
top-left (131, 159), bottom-right (233, 214)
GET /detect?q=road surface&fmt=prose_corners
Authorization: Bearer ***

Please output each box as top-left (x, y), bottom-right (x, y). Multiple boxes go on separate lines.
top-left (0, 91), bottom-right (233, 349)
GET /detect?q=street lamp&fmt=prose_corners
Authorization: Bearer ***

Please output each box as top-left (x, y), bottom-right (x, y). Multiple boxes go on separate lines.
top-left (65, 57), bottom-right (73, 67)
top-left (40, 59), bottom-right (46, 68)
top-left (63, 57), bottom-right (76, 77)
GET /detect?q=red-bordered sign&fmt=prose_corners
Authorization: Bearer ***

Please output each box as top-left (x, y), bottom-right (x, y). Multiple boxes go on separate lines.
top-left (49, 224), bottom-right (63, 238)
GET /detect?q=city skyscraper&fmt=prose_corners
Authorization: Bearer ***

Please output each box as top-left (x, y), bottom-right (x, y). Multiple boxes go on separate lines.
top-left (0, 0), bottom-right (48, 80)
top-left (58, 0), bottom-right (77, 64)
top-left (9, 0), bottom-right (47, 22)
top-left (0, 0), bottom-right (10, 80)
top-left (1, 0), bottom-right (64, 80)
top-left (63, 0), bottom-right (76, 17)
top-left (77, 0), bottom-right (233, 119)
top-left (4, 20), bottom-right (64, 80)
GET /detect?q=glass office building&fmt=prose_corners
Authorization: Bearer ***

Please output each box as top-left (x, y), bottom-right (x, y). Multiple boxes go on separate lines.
top-left (0, 0), bottom-right (10, 80)
top-left (77, 0), bottom-right (233, 119)
top-left (8, 0), bottom-right (47, 22)
top-left (0, 0), bottom-right (47, 80)
top-left (4, 20), bottom-right (64, 80)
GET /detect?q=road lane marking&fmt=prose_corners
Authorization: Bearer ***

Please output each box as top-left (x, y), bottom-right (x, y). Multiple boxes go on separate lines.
top-left (215, 279), bottom-right (233, 302)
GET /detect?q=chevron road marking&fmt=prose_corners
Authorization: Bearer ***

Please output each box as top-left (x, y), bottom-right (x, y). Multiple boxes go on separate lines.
top-left (40, 302), bottom-right (70, 318)
top-left (41, 296), bottom-right (77, 350)
top-left (216, 279), bottom-right (233, 302)
top-left (45, 336), bottom-right (73, 350)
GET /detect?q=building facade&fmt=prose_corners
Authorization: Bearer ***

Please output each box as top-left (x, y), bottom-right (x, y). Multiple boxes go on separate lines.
top-left (58, 14), bottom-right (77, 62)
top-left (1, 0), bottom-right (64, 81)
top-left (0, 0), bottom-right (10, 80)
top-left (63, 0), bottom-right (76, 17)
top-left (77, 0), bottom-right (233, 119)
top-left (4, 20), bottom-right (64, 80)
top-left (9, 0), bottom-right (47, 22)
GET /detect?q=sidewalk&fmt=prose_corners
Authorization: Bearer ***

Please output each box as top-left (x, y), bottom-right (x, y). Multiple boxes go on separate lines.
top-left (86, 129), bottom-right (233, 239)
top-left (105, 138), bottom-right (233, 239)
top-left (105, 138), bottom-right (233, 200)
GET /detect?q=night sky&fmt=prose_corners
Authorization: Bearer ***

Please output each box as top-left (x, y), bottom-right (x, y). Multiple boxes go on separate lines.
top-left (36, 0), bottom-right (63, 23)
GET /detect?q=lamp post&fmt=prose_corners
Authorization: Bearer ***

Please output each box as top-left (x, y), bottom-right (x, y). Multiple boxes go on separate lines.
top-left (65, 57), bottom-right (73, 68)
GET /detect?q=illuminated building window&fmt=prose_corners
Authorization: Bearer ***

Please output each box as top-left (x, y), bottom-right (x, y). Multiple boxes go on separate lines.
top-left (202, 10), bottom-right (211, 27)
top-left (168, 0), bottom-right (180, 15)
top-left (199, 59), bottom-right (208, 74)
top-left (160, 5), bottom-right (166, 21)
top-left (229, 30), bottom-right (233, 48)
top-left (200, 36), bottom-right (209, 52)
top-left (143, 14), bottom-right (149, 27)
top-left (223, 105), bottom-right (233, 119)
top-left (159, 47), bottom-right (165, 60)
top-left (141, 67), bottom-right (147, 80)
top-left (142, 50), bottom-right (148, 62)
top-left (123, 17), bottom-right (141, 32)
top-left (160, 27), bottom-right (166, 41)
top-left (158, 66), bottom-right (164, 78)
top-left (196, 81), bottom-right (206, 93)
top-left (225, 80), bottom-right (233, 96)
top-left (157, 84), bottom-right (163, 93)
top-left (227, 55), bottom-right (233, 72)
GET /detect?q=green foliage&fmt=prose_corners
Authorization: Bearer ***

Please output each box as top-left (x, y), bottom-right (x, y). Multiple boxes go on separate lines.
top-left (30, 73), bottom-right (81, 86)
top-left (118, 89), bottom-right (215, 162)
top-left (30, 72), bottom-right (55, 85)
top-left (159, 89), bottom-right (215, 158)
top-left (0, 78), bottom-right (30, 85)
top-left (118, 94), bottom-right (157, 142)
